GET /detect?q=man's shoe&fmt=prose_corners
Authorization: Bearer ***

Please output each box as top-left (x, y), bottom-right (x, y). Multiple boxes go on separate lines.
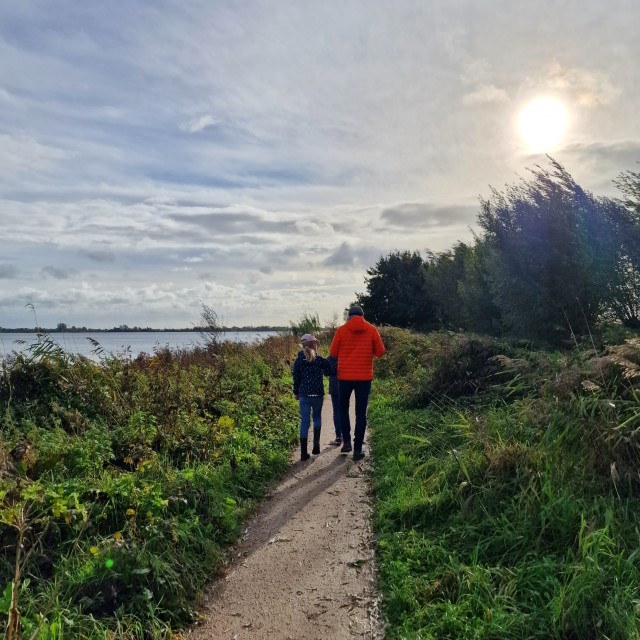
top-left (330, 436), bottom-right (342, 446)
top-left (340, 441), bottom-right (352, 453)
top-left (353, 451), bottom-right (365, 462)
top-left (300, 438), bottom-right (310, 461)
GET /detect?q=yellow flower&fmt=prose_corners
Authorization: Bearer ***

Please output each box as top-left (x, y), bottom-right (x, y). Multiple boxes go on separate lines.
top-left (89, 546), bottom-right (99, 555)
top-left (126, 509), bottom-right (136, 517)
top-left (113, 531), bottom-right (123, 541)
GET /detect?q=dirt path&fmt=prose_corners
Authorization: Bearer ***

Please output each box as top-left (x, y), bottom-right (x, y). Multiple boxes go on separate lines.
top-left (189, 396), bottom-right (382, 640)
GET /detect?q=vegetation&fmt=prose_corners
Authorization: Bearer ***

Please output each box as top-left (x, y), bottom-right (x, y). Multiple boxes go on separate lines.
top-left (0, 331), bottom-right (299, 638)
top-left (356, 160), bottom-right (640, 342)
top-left (4, 156), bottom-right (640, 639)
top-left (370, 326), bottom-right (640, 639)
top-left (288, 311), bottom-right (323, 338)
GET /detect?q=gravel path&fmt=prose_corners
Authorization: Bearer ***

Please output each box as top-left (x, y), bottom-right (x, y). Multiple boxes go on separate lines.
top-left (189, 396), bottom-right (383, 640)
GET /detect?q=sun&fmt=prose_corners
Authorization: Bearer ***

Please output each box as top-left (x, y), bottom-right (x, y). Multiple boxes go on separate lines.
top-left (518, 97), bottom-right (568, 153)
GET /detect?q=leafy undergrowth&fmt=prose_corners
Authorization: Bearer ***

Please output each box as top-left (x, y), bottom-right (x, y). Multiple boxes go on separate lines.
top-left (0, 333), bottom-right (299, 638)
top-left (370, 327), bottom-right (640, 640)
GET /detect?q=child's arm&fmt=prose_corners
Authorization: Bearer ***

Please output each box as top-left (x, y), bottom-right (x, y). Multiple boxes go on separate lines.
top-left (316, 355), bottom-right (333, 377)
top-left (292, 358), bottom-right (301, 396)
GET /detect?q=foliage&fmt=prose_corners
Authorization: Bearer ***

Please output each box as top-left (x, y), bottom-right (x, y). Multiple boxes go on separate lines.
top-left (289, 311), bottom-right (323, 338)
top-left (355, 251), bottom-right (436, 329)
top-left (477, 159), bottom-right (631, 340)
top-left (0, 333), bottom-right (299, 638)
top-left (424, 242), bottom-right (469, 329)
top-left (355, 159), bottom-right (640, 343)
top-left (370, 327), bottom-right (640, 639)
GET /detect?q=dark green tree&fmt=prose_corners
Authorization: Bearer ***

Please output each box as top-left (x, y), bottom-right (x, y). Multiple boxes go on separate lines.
top-left (457, 237), bottom-right (503, 334)
top-left (609, 168), bottom-right (640, 326)
top-left (355, 250), bottom-right (435, 328)
top-left (424, 242), bottom-right (470, 328)
top-left (477, 159), bottom-right (622, 340)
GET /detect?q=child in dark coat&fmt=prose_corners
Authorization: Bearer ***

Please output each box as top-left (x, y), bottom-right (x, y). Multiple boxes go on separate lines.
top-left (292, 333), bottom-right (333, 460)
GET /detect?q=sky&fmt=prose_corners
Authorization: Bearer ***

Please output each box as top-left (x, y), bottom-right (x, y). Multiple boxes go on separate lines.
top-left (1, 1), bottom-right (639, 328)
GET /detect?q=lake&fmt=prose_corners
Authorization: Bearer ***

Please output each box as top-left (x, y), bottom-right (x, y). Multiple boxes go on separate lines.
top-left (0, 331), bottom-right (281, 360)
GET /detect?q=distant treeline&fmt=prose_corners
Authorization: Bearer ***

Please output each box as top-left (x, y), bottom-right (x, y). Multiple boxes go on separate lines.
top-left (356, 158), bottom-right (640, 342)
top-left (0, 325), bottom-right (288, 333)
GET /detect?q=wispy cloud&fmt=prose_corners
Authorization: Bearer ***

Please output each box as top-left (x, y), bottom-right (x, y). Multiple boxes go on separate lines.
top-left (179, 114), bottom-right (219, 133)
top-left (42, 266), bottom-right (73, 279)
top-left (463, 85), bottom-right (510, 106)
top-left (541, 62), bottom-right (621, 108)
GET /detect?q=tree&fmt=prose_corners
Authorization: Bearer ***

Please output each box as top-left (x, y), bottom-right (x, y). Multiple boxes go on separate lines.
top-left (457, 238), bottom-right (503, 334)
top-left (477, 159), bottom-right (623, 340)
top-left (355, 251), bottom-right (436, 328)
top-left (609, 168), bottom-right (640, 326)
top-left (425, 242), bottom-right (470, 329)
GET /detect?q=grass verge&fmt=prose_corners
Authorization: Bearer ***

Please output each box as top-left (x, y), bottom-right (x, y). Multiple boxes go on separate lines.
top-left (369, 327), bottom-right (640, 639)
top-left (0, 333), bottom-right (299, 638)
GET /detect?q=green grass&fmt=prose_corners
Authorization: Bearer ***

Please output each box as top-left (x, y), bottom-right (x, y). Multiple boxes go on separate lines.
top-left (369, 328), bottom-right (640, 640)
top-left (0, 334), bottom-right (299, 638)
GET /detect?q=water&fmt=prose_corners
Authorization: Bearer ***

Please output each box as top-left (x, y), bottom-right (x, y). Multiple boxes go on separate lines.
top-left (0, 331), bottom-right (280, 360)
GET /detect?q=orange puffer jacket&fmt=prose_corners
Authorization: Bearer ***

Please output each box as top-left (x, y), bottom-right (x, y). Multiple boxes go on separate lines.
top-left (329, 316), bottom-right (385, 381)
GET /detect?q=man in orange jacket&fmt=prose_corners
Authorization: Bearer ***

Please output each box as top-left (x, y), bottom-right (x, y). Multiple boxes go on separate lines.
top-left (329, 306), bottom-right (385, 461)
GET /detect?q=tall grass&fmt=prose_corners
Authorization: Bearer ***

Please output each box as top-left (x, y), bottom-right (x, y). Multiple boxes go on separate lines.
top-left (0, 334), bottom-right (299, 638)
top-left (370, 327), bottom-right (640, 639)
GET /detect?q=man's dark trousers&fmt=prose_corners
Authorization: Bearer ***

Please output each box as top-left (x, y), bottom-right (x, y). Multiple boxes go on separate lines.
top-left (338, 380), bottom-right (372, 452)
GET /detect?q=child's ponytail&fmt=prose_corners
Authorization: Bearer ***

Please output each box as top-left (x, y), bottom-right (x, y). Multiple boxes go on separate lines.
top-left (303, 346), bottom-right (317, 363)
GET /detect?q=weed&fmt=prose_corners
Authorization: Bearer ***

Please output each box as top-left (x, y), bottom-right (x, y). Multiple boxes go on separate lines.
top-left (0, 333), bottom-right (299, 637)
top-left (370, 327), bottom-right (640, 639)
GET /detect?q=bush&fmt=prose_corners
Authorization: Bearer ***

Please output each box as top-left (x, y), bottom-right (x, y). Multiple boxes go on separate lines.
top-left (0, 334), bottom-right (299, 637)
top-left (370, 328), bottom-right (640, 639)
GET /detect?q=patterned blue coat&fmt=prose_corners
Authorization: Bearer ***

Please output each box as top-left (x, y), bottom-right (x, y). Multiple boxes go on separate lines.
top-left (292, 351), bottom-right (333, 396)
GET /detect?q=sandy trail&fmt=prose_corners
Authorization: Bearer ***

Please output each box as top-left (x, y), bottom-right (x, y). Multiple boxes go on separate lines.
top-left (189, 396), bottom-right (382, 640)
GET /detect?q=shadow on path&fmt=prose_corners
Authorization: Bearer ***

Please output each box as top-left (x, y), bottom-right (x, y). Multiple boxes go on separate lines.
top-left (239, 453), bottom-right (348, 559)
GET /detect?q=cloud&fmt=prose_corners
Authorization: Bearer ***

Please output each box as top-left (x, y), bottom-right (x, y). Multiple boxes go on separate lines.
top-left (0, 87), bottom-right (16, 103)
top-left (0, 264), bottom-right (19, 278)
top-left (322, 242), bottom-right (356, 267)
top-left (381, 202), bottom-right (478, 229)
top-left (168, 210), bottom-right (294, 235)
top-left (560, 140), bottom-right (640, 165)
top-left (179, 114), bottom-right (219, 133)
top-left (42, 266), bottom-right (72, 279)
top-left (0, 134), bottom-right (68, 178)
top-left (294, 220), bottom-right (334, 235)
top-left (80, 249), bottom-right (116, 263)
top-left (321, 242), bottom-right (381, 270)
top-left (463, 84), bottom-right (510, 106)
top-left (534, 62), bottom-right (621, 108)
top-left (556, 140), bottom-right (640, 192)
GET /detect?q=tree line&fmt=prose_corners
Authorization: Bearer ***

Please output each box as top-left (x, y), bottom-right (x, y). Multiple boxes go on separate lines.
top-left (356, 159), bottom-right (640, 342)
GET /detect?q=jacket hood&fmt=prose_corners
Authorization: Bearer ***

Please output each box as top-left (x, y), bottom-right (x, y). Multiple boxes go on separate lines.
top-left (346, 315), bottom-right (367, 333)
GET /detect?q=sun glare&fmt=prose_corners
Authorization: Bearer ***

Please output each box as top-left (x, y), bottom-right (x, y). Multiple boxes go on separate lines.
top-left (518, 97), bottom-right (568, 153)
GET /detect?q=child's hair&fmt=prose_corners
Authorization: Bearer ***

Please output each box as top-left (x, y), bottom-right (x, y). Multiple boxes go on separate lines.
top-left (301, 334), bottom-right (318, 363)
top-left (303, 345), bottom-right (317, 363)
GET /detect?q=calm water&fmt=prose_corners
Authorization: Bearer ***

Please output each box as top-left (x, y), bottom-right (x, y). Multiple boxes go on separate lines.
top-left (0, 331), bottom-right (280, 360)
